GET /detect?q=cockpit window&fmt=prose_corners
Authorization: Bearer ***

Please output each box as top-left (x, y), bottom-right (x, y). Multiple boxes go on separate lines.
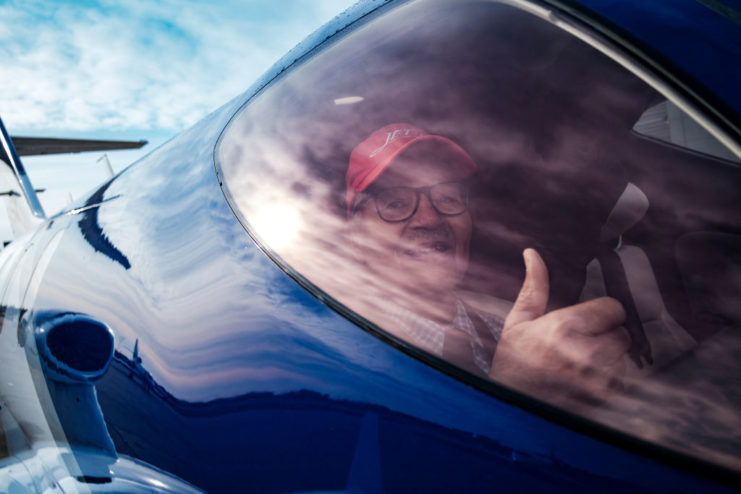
top-left (216, 0), bottom-right (741, 473)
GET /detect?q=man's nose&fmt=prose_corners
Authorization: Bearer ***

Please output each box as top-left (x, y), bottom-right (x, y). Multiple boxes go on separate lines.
top-left (409, 192), bottom-right (442, 227)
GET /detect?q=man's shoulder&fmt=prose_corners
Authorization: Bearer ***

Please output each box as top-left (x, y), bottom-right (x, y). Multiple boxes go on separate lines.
top-left (455, 289), bottom-right (512, 320)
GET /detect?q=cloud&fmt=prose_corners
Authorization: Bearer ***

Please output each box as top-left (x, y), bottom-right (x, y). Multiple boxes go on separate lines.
top-left (0, 0), bottom-right (355, 132)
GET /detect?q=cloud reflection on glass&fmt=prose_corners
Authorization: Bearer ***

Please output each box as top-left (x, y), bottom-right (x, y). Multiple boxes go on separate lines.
top-left (217, 0), bottom-right (741, 473)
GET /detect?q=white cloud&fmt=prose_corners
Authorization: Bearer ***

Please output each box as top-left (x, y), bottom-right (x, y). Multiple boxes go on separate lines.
top-left (0, 0), bottom-right (356, 242)
top-left (0, 0), bottom-right (356, 133)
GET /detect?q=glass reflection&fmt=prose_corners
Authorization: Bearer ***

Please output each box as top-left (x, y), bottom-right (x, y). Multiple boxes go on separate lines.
top-left (217, 0), bottom-right (741, 473)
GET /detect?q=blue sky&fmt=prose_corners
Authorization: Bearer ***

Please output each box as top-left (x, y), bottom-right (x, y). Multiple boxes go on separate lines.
top-left (0, 0), bottom-right (356, 240)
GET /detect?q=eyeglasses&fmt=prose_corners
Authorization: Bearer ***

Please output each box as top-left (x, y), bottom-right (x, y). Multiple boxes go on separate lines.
top-left (363, 181), bottom-right (469, 222)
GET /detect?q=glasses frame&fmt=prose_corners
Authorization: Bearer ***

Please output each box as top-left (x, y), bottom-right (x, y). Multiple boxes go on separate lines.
top-left (358, 181), bottom-right (470, 223)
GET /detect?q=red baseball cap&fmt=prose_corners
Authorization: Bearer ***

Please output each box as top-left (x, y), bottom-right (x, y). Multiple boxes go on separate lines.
top-left (346, 123), bottom-right (477, 214)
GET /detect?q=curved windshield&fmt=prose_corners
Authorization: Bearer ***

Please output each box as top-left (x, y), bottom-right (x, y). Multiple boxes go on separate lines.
top-left (217, 0), bottom-right (741, 473)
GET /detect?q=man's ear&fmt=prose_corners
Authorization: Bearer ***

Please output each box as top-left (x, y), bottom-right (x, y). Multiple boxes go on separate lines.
top-left (465, 183), bottom-right (477, 223)
top-left (345, 216), bottom-right (367, 266)
top-left (345, 192), bottom-right (373, 264)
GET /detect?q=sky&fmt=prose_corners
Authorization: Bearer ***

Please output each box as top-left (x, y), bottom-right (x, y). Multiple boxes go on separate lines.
top-left (0, 0), bottom-right (356, 241)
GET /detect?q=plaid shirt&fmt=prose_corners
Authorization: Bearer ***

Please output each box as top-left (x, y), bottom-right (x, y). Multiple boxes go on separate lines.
top-left (390, 299), bottom-right (505, 375)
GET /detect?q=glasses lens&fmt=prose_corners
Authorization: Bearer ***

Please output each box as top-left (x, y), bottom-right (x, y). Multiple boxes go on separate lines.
top-left (376, 187), bottom-right (417, 221)
top-left (430, 182), bottom-right (467, 215)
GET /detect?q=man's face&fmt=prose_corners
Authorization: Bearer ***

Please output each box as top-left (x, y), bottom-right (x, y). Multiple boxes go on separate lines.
top-left (350, 151), bottom-right (473, 302)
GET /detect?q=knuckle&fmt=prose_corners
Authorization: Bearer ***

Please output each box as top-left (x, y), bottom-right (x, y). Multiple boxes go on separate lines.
top-left (547, 311), bottom-right (573, 335)
top-left (517, 283), bottom-right (540, 306)
top-left (596, 296), bottom-right (627, 322)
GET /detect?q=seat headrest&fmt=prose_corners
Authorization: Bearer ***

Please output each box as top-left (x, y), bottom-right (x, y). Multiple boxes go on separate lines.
top-left (600, 182), bottom-right (649, 243)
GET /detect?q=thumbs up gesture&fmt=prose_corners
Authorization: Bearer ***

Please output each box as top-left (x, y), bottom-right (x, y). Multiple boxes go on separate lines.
top-left (490, 249), bottom-right (631, 407)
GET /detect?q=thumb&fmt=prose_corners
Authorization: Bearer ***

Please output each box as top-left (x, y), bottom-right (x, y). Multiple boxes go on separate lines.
top-left (505, 248), bottom-right (550, 327)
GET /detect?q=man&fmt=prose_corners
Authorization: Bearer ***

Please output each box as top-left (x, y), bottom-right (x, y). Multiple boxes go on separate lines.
top-left (346, 123), bottom-right (630, 407)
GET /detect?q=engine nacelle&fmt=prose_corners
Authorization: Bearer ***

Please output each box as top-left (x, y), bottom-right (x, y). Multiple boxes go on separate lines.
top-left (31, 312), bottom-right (115, 384)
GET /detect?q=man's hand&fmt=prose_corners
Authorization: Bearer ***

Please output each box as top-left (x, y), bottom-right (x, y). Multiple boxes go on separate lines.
top-left (490, 248), bottom-right (630, 407)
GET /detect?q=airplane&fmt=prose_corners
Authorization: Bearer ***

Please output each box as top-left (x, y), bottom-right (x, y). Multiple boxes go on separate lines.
top-left (0, 0), bottom-right (740, 492)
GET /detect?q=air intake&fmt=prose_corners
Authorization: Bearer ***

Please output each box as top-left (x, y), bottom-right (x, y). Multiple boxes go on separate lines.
top-left (35, 313), bottom-right (115, 383)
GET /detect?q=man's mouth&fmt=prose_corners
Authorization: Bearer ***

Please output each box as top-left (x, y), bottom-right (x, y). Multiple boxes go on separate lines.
top-left (401, 240), bottom-right (452, 258)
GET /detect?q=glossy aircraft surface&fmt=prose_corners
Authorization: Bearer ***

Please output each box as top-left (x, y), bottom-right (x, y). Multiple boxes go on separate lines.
top-left (1, 0), bottom-right (740, 492)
